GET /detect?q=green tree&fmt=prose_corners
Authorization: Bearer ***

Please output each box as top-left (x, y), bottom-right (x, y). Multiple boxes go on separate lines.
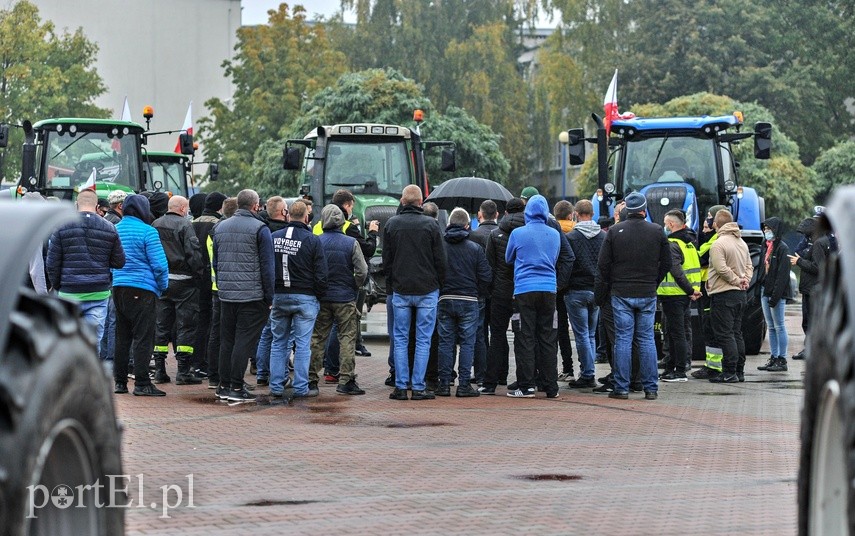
top-left (812, 141), bottom-right (855, 204)
top-left (575, 93), bottom-right (815, 227)
top-left (198, 4), bottom-right (346, 193)
top-left (251, 68), bottom-right (509, 199)
top-left (0, 1), bottom-right (108, 181)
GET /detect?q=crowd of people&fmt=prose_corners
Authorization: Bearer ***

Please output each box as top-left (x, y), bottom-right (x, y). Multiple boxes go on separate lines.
top-left (28, 181), bottom-right (831, 403)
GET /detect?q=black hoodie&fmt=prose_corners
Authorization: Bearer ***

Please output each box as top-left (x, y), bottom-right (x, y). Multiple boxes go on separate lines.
top-left (486, 212), bottom-right (526, 298)
top-left (761, 217), bottom-right (791, 306)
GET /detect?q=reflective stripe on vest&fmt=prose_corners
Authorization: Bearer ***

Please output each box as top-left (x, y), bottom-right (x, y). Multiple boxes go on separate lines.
top-left (705, 346), bottom-right (723, 371)
top-left (658, 237), bottom-right (702, 296)
top-left (313, 219), bottom-right (351, 235)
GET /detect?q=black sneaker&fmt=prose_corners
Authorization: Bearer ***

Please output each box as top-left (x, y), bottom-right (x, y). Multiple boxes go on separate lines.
top-left (193, 368), bottom-right (209, 378)
top-left (355, 345), bottom-right (372, 357)
top-left (757, 356), bottom-right (777, 370)
top-left (389, 388), bottom-right (409, 400)
top-left (598, 374), bottom-right (613, 384)
top-left (175, 372), bottom-right (203, 385)
top-left (691, 367), bottom-right (717, 379)
top-left (566, 376), bottom-right (597, 389)
top-left (152, 370), bottom-right (171, 384)
top-left (215, 385), bottom-right (230, 400)
top-left (478, 385), bottom-right (496, 395)
top-left (660, 371), bottom-right (688, 382)
top-left (411, 390), bottom-right (435, 400)
top-left (257, 377), bottom-right (269, 387)
top-left (592, 383), bottom-right (614, 394)
top-left (243, 382), bottom-right (256, 392)
top-left (384, 374), bottom-right (395, 387)
top-left (227, 389), bottom-right (257, 403)
top-left (792, 350), bottom-right (806, 360)
top-left (737, 372), bottom-right (745, 383)
top-left (456, 384), bottom-right (480, 398)
top-left (507, 387), bottom-right (536, 398)
top-left (114, 382), bottom-right (128, 394)
top-left (435, 382), bottom-right (451, 397)
top-left (709, 373), bottom-right (739, 383)
top-left (766, 357), bottom-right (788, 372)
top-left (644, 391), bottom-right (658, 400)
top-left (336, 379), bottom-right (366, 395)
top-left (133, 384), bottom-right (166, 397)
top-left (546, 391), bottom-right (560, 399)
top-left (608, 391), bottom-right (629, 400)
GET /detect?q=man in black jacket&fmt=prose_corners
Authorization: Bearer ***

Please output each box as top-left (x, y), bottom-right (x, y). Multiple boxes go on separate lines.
top-left (383, 185), bottom-right (445, 400)
top-left (478, 199), bottom-right (526, 394)
top-left (469, 200), bottom-right (498, 385)
top-left (192, 191), bottom-right (226, 379)
top-left (436, 208), bottom-right (492, 397)
top-left (152, 195), bottom-right (204, 385)
top-left (596, 192), bottom-right (671, 400)
top-left (270, 200), bottom-right (328, 398)
top-left (790, 217), bottom-right (831, 360)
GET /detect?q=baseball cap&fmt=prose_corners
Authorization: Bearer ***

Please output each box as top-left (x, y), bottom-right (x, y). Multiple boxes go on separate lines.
top-left (520, 186), bottom-right (539, 200)
top-left (108, 190), bottom-right (127, 205)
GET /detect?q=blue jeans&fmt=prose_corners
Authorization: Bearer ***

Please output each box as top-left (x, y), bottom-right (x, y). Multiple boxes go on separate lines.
top-left (392, 290), bottom-right (439, 391)
top-left (255, 319), bottom-right (272, 380)
top-left (386, 294), bottom-right (395, 374)
top-left (270, 294), bottom-right (319, 395)
top-left (565, 290), bottom-right (599, 379)
top-left (761, 291), bottom-right (789, 357)
top-left (612, 296), bottom-right (658, 393)
top-left (437, 299), bottom-right (480, 384)
top-left (78, 298), bottom-right (110, 349)
top-left (99, 297), bottom-right (116, 363)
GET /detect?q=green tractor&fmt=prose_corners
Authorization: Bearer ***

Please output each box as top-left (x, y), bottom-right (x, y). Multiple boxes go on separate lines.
top-left (143, 151), bottom-right (219, 199)
top-left (282, 113), bottom-right (455, 309)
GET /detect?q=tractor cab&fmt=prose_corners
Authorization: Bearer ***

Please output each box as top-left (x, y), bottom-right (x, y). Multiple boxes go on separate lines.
top-left (144, 151), bottom-right (191, 197)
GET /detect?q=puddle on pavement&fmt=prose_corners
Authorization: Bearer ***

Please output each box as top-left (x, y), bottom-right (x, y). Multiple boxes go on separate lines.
top-left (243, 499), bottom-right (323, 507)
top-left (515, 474), bottom-right (583, 482)
top-left (188, 394), bottom-right (291, 408)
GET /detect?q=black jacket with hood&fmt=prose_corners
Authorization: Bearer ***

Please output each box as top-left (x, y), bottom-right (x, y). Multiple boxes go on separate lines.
top-left (486, 211), bottom-right (526, 299)
top-left (761, 217), bottom-right (792, 307)
top-left (441, 225), bottom-right (492, 299)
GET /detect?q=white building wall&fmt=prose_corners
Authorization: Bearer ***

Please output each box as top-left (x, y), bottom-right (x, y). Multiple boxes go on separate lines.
top-left (31, 0), bottom-right (240, 154)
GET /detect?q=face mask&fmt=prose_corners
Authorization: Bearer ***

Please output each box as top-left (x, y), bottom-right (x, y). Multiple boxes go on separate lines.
top-left (706, 217), bottom-right (714, 228)
top-left (764, 230), bottom-right (774, 241)
top-left (664, 227), bottom-right (672, 237)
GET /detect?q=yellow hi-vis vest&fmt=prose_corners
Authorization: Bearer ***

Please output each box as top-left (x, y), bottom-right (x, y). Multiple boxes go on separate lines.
top-left (313, 219), bottom-right (351, 235)
top-left (698, 232), bottom-right (718, 282)
top-left (657, 237), bottom-right (702, 296)
top-left (207, 234), bottom-right (217, 292)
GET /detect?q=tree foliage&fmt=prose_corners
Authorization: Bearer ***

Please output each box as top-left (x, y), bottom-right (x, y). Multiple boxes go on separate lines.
top-left (250, 68), bottom-right (509, 199)
top-left (0, 1), bottom-right (108, 180)
top-left (812, 141), bottom-right (855, 205)
top-left (575, 93), bottom-right (814, 228)
top-left (198, 4), bottom-right (346, 194)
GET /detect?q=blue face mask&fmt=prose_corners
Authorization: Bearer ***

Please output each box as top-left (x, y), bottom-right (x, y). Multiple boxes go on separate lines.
top-left (664, 227), bottom-right (672, 237)
top-left (764, 230), bottom-right (774, 241)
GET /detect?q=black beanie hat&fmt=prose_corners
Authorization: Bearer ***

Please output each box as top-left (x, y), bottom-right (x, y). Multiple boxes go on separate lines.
top-left (506, 198), bottom-right (525, 214)
top-left (189, 193), bottom-right (207, 219)
top-left (147, 192), bottom-right (169, 219)
top-left (204, 191), bottom-right (227, 212)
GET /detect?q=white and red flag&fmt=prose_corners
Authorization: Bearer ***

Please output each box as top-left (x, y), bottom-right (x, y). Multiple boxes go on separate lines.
top-left (80, 167), bottom-right (97, 191)
top-left (174, 102), bottom-right (193, 153)
top-left (603, 70), bottom-right (635, 136)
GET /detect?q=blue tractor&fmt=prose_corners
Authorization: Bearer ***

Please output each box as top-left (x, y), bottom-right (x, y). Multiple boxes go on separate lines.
top-left (564, 112), bottom-right (773, 355)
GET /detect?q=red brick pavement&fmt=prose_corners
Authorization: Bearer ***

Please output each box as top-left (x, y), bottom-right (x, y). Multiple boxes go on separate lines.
top-left (117, 305), bottom-right (804, 535)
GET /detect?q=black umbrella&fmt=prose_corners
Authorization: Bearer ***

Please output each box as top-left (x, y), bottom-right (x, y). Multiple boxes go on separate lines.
top-left (426, 176), bottom-right (513, 214)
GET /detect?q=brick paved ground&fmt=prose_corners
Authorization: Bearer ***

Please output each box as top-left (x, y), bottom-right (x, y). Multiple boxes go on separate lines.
top-left (118, 304), bottom-right (804, 535)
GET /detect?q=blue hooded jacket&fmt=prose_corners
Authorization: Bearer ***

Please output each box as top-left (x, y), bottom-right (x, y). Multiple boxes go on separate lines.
top-left (505, 195), bottom-right (561, 295)
top-left (112, 194), bottom-right (169, 295)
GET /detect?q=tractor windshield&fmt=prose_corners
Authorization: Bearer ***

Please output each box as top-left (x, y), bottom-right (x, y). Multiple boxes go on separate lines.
top-left (43, 130), bottom-right (141, 191)
top-left (147, 160), bottom-right (187, 196)
top-left (323, 139), bottom-right (412, 199)
top-left (622, 136), bottom-right (719, 212)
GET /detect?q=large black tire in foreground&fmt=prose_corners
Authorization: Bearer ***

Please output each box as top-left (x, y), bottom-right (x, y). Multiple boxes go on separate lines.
top-left (798, 254), bottom-right (854, 535)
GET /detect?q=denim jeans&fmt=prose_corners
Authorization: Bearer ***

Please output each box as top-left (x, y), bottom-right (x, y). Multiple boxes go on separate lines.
top-left (612, 296), bottom-right (658, 393)
top-left (99, 297), bottom-right (116, 363)
top-left (437, 299), bottom-right (480, 384)
top-left (270, 294), bottom-right (319, 395)
top-left (386, 294), bottom-right (395, 374)
top-left (392, 290), bottom-right (439, 391)
top-left (565, 290), bottom-right (599, 379)
top-left (761, 291), bottom-right (789, 357)
top-left (255, 319), bottom-right (272, 380)
top-left (78, 298), bottom-right (110, 349)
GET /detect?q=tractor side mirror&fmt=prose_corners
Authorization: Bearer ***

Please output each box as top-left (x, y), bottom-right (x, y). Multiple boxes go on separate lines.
top-left (566, 128), bottom-right (586, 166)
top-left (754, 122), bottom-right (772, 160)
top-left (0, 124), bottom-right (9, 148)
top-left (440, 148), bottom-right (456, 172)
top-left (178, 133), bottom-right (195, 155)
top-left (208, 163), bottom-right (219, 182)
top-left (283, 146), bottom-right (301, 170)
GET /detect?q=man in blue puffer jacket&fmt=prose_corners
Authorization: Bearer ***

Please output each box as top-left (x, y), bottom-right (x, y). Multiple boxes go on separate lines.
top-left (46, 189), bottom-right (125, 349)
top-left (112, 194), bottom-right (169, 397)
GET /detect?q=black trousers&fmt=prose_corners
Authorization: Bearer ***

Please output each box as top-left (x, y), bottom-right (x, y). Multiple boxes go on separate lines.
top-left (710, 290), bottom-right (746, 375)
top-left (661, 296), bottom-right (690, 374)
top-left (484, 296), bottom-right (514, 387)
top-left (154, 279), bottom-right (199, 363)
top-left (219, 300), bottom-right (268, 390)
top-left (556, 290), bottom-right (574, 374)
top-left (194, 282), bottom-right (213, 371)
top-left (801, 292), bottom-right (811, 336)
top-left (514, 292), bottom-right (558, 395)
top-left (207, 292), bottom-right (221, 384)
top-left (113, 286), bottom-right (156, 387)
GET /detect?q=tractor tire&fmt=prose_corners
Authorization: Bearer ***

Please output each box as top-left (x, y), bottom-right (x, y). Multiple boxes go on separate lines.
top-left (798, 254), bottom-right (855, 535)
top-left (0, 289), bottom-right (124, 536)
top-left (742, 297), bottom-right (767, 356)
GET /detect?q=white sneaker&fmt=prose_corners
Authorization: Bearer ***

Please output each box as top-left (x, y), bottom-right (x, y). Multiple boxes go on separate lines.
top-left (557, 372), bottom-right (575, 382)
top-left (507, 387), bottom-right (536, 398)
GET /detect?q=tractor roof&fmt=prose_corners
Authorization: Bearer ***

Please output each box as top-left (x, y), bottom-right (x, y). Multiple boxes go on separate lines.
top-left (34, 118), bottom-right (145, 133)
top-left (611, 115), bottom-right (742, 138)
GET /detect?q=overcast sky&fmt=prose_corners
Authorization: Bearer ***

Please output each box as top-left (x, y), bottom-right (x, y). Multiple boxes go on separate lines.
top-left (241, 0), bottom-right (355, 25)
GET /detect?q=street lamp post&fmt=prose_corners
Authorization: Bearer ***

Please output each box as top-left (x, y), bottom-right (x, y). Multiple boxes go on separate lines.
top-left (558, 132), bottom-right (568, 200)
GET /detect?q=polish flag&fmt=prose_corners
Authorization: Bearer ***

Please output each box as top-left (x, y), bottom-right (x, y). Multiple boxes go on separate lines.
top-left (603, 70), bottom-right (635, 136)
top-left (174, 102), bottom-right (192, 153)
top-left (80, 167), bottom-right (97, 191)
